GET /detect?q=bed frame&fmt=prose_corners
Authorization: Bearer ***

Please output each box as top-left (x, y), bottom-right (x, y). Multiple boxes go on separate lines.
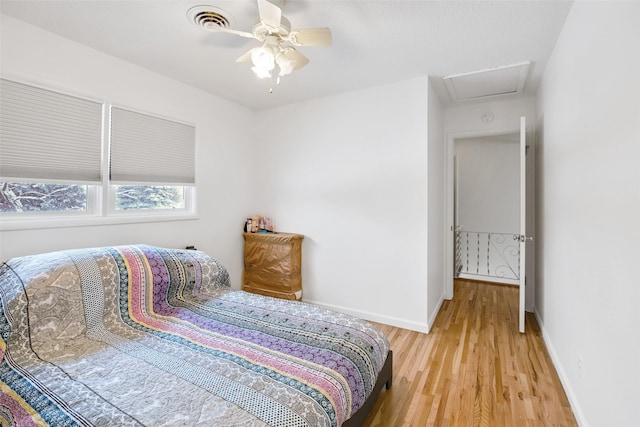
top-left (343, 350), bottom-right (393, 427)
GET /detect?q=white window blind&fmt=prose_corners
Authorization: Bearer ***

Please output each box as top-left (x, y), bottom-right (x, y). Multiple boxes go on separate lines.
top-left (110, 107), bottom-right (195, 185)
top-left (0, 78), bottom-right (103, 182)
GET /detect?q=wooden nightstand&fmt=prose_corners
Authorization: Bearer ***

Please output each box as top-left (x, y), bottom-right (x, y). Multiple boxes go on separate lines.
top-left (242, 232), bottom-right (304, 300)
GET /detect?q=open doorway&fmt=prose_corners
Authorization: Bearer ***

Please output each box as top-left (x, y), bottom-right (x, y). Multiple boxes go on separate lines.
top-left (454, 133), bottom-right (520, 285)
top-left (445, 118), bottom-right (535, 332)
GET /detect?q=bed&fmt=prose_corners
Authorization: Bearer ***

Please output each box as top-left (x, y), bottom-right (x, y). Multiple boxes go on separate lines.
top-left (0, 244), bottom-right (391, 426)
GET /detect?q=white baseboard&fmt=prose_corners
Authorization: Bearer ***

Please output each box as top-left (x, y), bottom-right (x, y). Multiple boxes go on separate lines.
top-left (427, 294), bottom-right (445, 333)
top-left (458, 273), bottom-right (519, 286)
top-left (534, 310), bottom-right (588, 427)
top-left (304, 299), bottom-right (431, 334)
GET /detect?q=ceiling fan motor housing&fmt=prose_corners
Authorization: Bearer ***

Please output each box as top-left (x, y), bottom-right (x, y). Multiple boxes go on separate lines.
top-left (253, 17), bottom-right (291, 41)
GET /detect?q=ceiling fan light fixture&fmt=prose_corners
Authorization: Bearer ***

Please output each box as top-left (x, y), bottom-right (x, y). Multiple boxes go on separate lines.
top-left (251, 65), bottom-right (272, 79)
top-left (250, 36), bottom-right (282, 78)
top-left (251, 48), bottom-right (275, 78)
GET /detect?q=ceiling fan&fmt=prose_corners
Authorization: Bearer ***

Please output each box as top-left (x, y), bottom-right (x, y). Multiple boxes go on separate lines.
top-left (189, 0), bottom-right (332, 83)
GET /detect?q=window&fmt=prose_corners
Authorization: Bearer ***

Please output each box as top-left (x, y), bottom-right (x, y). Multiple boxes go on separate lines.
top-left (0, 78), bottom-right (196, 228)
top-left (0, 182), bottom-right (89, 213)
top-left (113, 185), bottom-right (185, 211)
top-left (108, 106), bottom-right (195, 217)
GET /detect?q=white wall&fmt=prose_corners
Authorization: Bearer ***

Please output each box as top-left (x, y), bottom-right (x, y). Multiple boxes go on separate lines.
top-left (444, 97), bottom-right (536, 136)
top-left (252, 77), bottom-right (437, 332)
top-left (455, 134), bottom-right (519, 234)
top-left (454, 134), bottom-right (520, 284)
top-left (535, 2), bottom-right (640, 426)
top-left (0, 15), bottom-right (255, 286)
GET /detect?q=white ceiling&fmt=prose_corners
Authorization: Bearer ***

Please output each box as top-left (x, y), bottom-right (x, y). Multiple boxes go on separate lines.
top-left (0, 0), bottom-right (573, 110)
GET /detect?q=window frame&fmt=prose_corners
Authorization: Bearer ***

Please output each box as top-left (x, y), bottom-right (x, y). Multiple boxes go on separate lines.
top-left (0, 182), bottom-right (197, 231)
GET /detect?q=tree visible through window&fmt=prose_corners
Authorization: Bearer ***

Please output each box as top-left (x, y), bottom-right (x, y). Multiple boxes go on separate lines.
top-left (0, 182), bottom-right (87, 212)
top-left (114, 185), bottom-right (185, 210)
top-left (0, 183), bottom-right (186, 213)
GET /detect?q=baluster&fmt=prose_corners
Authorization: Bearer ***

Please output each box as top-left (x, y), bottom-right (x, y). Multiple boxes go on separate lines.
top-left (487, 233), bottom-right (491, 277)
top-left (465, 232), bottom-right (469, 274)
top-left (476, 232), bottom-right (480, 274)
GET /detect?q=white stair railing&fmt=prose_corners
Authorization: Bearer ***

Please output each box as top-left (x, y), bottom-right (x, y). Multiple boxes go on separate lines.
top-left (455, 228), bottom-right (519, 283)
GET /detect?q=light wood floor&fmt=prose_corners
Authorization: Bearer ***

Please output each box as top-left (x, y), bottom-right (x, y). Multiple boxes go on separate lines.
top-left (362, 279), bottom-right (577, 426)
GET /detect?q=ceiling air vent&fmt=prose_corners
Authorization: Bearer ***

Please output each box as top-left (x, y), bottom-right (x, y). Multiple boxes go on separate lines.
top-left (187, 5), bottom-right (233, 30)
top-left (443, 61), bottom-right (531, 103)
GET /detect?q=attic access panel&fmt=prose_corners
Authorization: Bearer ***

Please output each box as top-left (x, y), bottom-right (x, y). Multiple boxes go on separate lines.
top-left (443, 61), bottom-right (530, 102)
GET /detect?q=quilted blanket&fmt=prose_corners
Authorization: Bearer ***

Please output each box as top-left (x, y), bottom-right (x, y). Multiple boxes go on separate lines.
top-left (0, 245), bottom-right (389, 427)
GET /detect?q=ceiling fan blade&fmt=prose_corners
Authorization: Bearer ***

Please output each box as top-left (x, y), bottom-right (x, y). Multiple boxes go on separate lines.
top-left (257, 0), bottom-right (281, 29)
top-left (276, 48), bottom-right (309, 76)
top-left (290, 27), bottom-right (332, 46)
top-left (236, 48), bottom-right (256, 63)
top-left (286, 49), bottom-right (309, 71)
top-left (203, 25), bottom-right (256, 39)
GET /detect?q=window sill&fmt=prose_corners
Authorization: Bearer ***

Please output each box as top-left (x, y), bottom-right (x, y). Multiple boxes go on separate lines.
top-left (0, 212), bottom-right (199, 231)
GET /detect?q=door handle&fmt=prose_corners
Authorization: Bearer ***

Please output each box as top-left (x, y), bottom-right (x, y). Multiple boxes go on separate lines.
top-left (513, 234), bottom-right (533, 242)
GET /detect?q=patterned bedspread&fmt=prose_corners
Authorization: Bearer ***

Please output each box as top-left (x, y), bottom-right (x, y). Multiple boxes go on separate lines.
top-left (0, 245), bottom-right (389, 427)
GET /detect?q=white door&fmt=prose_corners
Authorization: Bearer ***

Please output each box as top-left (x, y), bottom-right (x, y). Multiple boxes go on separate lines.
top-left (518, 116), bottom-right (530, 333)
